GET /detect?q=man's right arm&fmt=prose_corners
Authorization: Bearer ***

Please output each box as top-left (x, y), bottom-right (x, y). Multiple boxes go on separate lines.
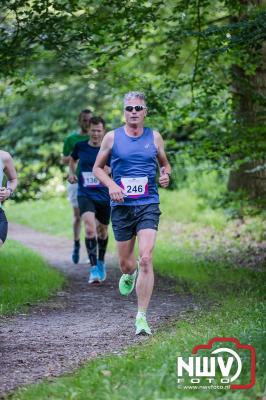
top-left (62, 155), bottom-right (70, 165)
top-left (93, 131), bottom-right (124, 203)
top-left (68, 156), bottom-right (78, 183)
top-left (62, 136), bottom-right (71, 165)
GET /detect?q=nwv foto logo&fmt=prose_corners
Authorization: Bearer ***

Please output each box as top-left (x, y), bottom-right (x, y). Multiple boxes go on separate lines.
top-left (177, 337), bottom-right (256, 390)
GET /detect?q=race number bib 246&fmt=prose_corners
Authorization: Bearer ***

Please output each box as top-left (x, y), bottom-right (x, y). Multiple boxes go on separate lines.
top-left (82, 172), bottom-right (101, 188)
top-left (120, 176), bottom-right (149, 198)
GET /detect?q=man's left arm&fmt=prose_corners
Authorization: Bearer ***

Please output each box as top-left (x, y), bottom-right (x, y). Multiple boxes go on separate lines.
top-left (154, 131), bottom-right (171, 188)
top-left (0, 152), bottom-right (18, 201)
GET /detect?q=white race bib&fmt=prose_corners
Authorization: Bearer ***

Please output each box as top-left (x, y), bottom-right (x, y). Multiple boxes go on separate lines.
top-left (120, 176), bottom-right (149, 198)
top-left (82, 172), bottom-right (101, 187)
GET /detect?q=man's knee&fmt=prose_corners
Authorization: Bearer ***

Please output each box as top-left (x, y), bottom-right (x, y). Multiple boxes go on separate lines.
top-left (140, 253), bottom-right (152, 273)
top-left (120, 257), bottom-right (135, 273)
top-left (73, 209), bottom-right (81, 223)
top-left (84, 224), bottom-right (95, 238)
top-left (74, 216), bottom-right (81, 225)
top-left (97, 225), bottom-right (108, 240)
top-left (98, 231), bottom-right (108, 240)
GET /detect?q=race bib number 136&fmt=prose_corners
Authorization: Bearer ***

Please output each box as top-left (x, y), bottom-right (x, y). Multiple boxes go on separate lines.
top-left (120, 176), bottom-right (149, 198)
top-left (82, 172), bottom-right (101, 187)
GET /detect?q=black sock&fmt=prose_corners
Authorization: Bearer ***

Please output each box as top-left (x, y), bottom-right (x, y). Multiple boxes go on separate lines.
top-left (85, 237), bottom-right (97, 266)
top-left (98, 237), bottom-right (108, 262)
top-left (74, 239), bottom-right (80, 248)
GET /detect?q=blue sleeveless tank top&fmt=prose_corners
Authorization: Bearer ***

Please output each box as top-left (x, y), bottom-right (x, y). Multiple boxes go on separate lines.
top-left (111, 126), bottom-right (159, 206)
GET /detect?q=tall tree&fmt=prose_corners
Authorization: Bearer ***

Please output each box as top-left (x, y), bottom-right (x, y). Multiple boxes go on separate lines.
top-left (228, 0), bottom-right (266, 198)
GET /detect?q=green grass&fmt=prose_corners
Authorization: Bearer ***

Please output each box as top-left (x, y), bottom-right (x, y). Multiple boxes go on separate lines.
top-left (0, 240), bottom-right (64, 316)
top-left (6, 188), bottom-right (228, 235)
top-left (159, 189), bottom-right (227, 230)
top-left (153, 242), bottom-right (265, 298)
top-left (5, 197), bottom-right (116, 251)
top-left (4, 189), bottom-right (228, 262)
top-left (5, 198), bottom-right (73, 237)
top-left (11, 295), bottom-right (265, 400)
top-left (5, 189), bottom-right (228, 258)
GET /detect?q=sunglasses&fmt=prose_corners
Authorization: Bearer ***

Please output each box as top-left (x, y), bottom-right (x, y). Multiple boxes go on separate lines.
top-left (124, 105), bottom-right (146, 112)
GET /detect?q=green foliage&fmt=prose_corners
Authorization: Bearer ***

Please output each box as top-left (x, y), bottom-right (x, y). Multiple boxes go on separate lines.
top-left (0, 240), bottom-right (64, 315)
top-left (0, 0), bottom-right (164, 76)
top-left (0, 0), bottom-right (265, 199)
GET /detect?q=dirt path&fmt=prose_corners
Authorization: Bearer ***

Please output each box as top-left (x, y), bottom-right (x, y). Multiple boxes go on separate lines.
top-left (0, 224), bottom-right (197, 397)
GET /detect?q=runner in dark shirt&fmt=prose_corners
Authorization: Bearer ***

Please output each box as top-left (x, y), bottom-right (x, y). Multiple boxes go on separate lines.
top-left (69, 117), bottom-right (111, 284)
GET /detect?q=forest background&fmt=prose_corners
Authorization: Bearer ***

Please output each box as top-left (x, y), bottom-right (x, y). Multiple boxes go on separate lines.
top-left (0, 0), bottom-right (265, 205)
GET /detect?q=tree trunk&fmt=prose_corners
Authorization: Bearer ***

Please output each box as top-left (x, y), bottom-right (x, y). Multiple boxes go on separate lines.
top-left (228, 2), bottom-right (266, 199)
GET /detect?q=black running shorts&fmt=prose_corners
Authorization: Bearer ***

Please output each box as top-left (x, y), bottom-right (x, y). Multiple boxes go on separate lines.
top-left (78, 196), bottom-right (110, 225)
top-left (0, 208), bottom-right (8, 243)
top-left (111, 203), bottom-right (161, 242)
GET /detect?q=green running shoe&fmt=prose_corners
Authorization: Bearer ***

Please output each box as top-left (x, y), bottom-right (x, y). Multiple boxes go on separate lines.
top-left (119, 268), bottom-right (138, 296)
top-left (135, 315), bottom-right (152, 336)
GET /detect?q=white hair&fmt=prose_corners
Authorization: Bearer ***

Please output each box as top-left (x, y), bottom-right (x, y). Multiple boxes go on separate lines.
top-left (124, 91), bottom-right (146, 106)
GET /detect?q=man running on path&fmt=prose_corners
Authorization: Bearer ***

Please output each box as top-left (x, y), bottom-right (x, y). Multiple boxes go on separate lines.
top-left (93, 92), bottom-right (171, 335)
top-left (69, 117), bottom-right (111, 284)
top-left (62, 109), bottom-right (92, 264)
top-left (0, 150), bottom-right (18, 247)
